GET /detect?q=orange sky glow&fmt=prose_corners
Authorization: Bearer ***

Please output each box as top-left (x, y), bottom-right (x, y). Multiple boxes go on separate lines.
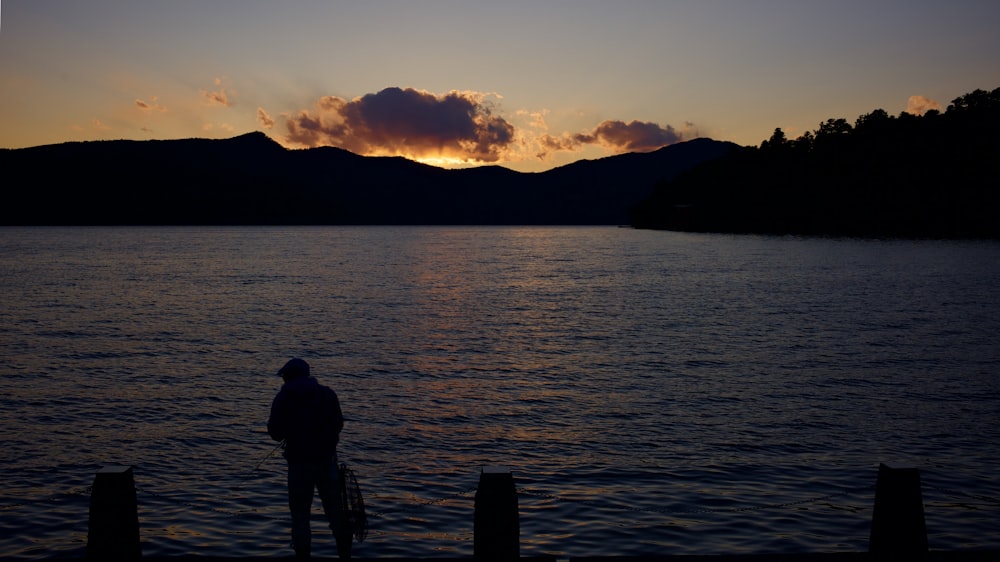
top-left (1, 1), bottom-right (997, 172)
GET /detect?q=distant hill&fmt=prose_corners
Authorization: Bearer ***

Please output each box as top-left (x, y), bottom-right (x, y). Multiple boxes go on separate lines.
top-left (0, 134), bottom-right (737, 225)
top-left (629, 87), bottom-right (1000, 238)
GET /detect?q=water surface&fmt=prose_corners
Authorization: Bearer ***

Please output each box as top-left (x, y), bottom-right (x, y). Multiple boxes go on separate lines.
top-left (1, 226), bottom-right (998, 559)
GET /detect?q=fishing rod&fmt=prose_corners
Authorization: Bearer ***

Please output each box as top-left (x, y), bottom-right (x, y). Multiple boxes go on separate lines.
top-left (254, 439), bottom-right (286, 473)
top-left (229, 439), bottom-right (286, 491)
top-left (234, 439), bottom-right (368, 543)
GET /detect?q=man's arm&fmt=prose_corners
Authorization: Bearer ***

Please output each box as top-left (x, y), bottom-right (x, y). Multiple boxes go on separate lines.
top-left (267, 393), bottom-right (286, 442)
top-left (331, 391), bottom-right (344, 434)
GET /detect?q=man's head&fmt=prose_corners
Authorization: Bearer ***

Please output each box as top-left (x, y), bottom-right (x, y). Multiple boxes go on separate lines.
top-left (277, 358), bottom-right (310, 382)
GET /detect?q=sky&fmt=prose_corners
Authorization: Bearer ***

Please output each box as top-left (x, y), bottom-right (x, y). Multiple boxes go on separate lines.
top-left (1, 1), bottom-right (998, 173)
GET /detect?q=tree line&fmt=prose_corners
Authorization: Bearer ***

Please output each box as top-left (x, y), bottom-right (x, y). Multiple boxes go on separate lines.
top-left (629, 87), bottom-right (1000, 238)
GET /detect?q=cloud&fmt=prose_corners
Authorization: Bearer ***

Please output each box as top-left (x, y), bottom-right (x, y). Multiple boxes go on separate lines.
top-left (539, 119), bottom-right (690, 158)
top-left (202, 88), bottom-right (231, 107)
top-left (282, 86), bottom-right (694, 166)
top-left (518, 108), bottom-right (550, 130)
top-left (202, 78), bottom-right (233, 107)
top-left (257, 107), bottom-right (275, 129)
top-left (284, 87), bottom-right (515, 163)
top-left (906, 95), bottom-right (941, 116)
top-left (135, 97), bottom-right (166, 112)
top-left (579, 120), bottom-right (685, 151)
top-left (539, 133), bottom-right (580, 153)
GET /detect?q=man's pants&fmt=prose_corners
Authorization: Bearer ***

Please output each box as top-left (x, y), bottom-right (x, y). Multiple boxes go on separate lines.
top-left (287, 459), bottom-right (350, 558)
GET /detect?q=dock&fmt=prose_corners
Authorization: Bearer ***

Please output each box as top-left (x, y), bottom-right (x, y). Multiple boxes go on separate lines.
top-left (73, 464), bottom-right (997, 562)
top-left (30, 553), bottom-right (1000, 561)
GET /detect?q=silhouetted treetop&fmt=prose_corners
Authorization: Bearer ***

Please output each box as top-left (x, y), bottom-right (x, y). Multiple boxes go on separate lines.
top-left (948, 88), bottom-right (1000, 112)
top-left (630, 86), bottom-right (1000, 238)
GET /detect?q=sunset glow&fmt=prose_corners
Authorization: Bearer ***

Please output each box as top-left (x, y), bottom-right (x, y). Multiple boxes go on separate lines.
top-left (413, 155), bottom-right (476, 168)
top-left (1, 1), bottom-right (998, 172)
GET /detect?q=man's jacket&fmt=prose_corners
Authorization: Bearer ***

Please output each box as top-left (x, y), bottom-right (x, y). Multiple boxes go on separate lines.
top-left (268, 376), bottom-right (344, 462)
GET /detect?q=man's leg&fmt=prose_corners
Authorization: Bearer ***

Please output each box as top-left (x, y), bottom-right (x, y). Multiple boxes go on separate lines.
top-left (287, 462), bottom-right (316, 560)
top-left (316, 461), bottom-right (352, 559)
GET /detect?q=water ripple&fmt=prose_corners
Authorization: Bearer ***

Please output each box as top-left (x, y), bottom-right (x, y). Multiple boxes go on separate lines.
top-left (1, 227), bottom-right (999, 559)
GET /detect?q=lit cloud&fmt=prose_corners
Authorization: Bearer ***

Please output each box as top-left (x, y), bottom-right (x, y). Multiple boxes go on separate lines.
top-left (257, 107), bottom-right (275, 129)
top-left (135, 96), bottom-right (167, 112)
top-left (202, 89), bottom-right (230, 106)
top-left (905, 95), bottom-right (941, 115)
top-left (202, 78), bottom-right (233, 107)
top-left (539, 132), bottom-right (580, 154)
top-left (284, 87), bottom-right (515, 163)
top-left (282, 86), bottom-right (694, 167)
top-left (518, 108), bottom-right (550, 130)
top-left (539, 119), bottom-right (692, 159)
top-left (580, 120), bottom-right (687, 151)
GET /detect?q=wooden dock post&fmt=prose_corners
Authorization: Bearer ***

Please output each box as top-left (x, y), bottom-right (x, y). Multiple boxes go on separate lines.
top-left (87, 465), bottom-right (141, 560)
top-left (474, 466), bottom-right (519, 561)
top-left (869, 463), bottom-right (928, 561)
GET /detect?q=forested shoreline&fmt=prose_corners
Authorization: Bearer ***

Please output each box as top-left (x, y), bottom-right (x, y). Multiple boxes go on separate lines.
top-left (629, 87), bottom-right (1000, 238)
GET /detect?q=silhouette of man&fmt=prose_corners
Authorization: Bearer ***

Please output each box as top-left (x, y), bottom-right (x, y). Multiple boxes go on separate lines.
top-left (267, 358), bottom-right (351, 560)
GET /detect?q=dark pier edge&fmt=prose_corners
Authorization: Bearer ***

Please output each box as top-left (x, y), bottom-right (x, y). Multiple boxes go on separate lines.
top-left (53, 462), bottom-right (1000, 562)
top-left (30, 553), bottom-right (1000, 561)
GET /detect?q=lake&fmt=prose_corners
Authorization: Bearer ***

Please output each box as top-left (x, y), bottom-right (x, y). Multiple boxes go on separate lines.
top-left (1, 226), bottom-right (998, 559)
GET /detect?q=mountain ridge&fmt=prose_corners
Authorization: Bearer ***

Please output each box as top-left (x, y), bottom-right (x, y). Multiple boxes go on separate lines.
top-left (0, 134), bottom-right (738, 225)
